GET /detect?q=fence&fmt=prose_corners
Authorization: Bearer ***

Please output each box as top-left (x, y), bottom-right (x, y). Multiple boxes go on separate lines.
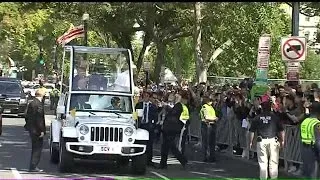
top-left (188, 107), bottom-right (303, 170)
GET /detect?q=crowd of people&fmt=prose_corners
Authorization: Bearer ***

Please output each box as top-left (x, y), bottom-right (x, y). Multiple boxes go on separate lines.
top-left (134, 79), bottom-right (320, 178)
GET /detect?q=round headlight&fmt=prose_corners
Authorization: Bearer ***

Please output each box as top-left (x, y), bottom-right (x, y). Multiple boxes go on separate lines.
top-left (124, 127), bottom-right (134, 136)
top-left (79, 125), bottom-right (89, 135)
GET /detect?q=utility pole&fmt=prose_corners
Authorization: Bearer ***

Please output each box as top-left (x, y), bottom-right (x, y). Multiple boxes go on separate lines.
top-left (292, 2), bottom-right (300, 36)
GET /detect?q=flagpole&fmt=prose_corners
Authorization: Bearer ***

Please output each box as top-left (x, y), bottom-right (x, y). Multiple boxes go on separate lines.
top-left (82, 13), bottom-right (89, 46)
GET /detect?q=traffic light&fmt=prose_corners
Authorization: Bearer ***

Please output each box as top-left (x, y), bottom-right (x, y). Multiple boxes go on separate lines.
top-left (39, 52), bottom-right (44, 65)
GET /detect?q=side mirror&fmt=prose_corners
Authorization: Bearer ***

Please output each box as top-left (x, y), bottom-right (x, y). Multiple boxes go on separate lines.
top-left (56, 105), bottom-right (65, 114)
top-left (0, 107), bottom-right (3, 114)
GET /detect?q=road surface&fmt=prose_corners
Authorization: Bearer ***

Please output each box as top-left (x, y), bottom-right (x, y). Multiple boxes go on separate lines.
top-left (0, 114), bottom-right (293, 179)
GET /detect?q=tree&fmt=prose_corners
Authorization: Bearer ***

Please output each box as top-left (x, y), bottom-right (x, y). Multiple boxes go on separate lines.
top-left (301, 50), bottom-right (320, 79)
top-left (200, 2), bottom-right (290, 80)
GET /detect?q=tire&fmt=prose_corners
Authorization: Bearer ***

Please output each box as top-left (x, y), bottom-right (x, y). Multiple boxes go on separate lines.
top-left (131, 153), bottom-right (147, 175)
top-left (50, 132), bottom-right (59, 164)
top-left (58, 138), bottom-right (74, 173)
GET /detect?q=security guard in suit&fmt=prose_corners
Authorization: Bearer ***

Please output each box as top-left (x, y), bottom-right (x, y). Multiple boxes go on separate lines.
top-left (159, 92), bottom-right (188, 169)
top-left (200, 95), bottom-right (218, 162)
top-left (177, 91), bottom-right (190, 155)
top-left (300, 102), bottom-right (320, 178)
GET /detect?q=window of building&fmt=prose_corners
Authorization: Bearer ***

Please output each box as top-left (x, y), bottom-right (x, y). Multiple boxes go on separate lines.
top-left (305, 16), bottom-right (310, 21)
top-left (305, 31), bottom-right (310, 40)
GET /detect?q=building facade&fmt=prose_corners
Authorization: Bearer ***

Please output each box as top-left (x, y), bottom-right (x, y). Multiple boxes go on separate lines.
top-left (280, 3), bottom-right (320, 48)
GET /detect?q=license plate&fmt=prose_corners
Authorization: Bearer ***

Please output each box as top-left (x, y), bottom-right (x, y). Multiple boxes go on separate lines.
top-left (3, 109), bottom-right (10, 113)
top-left (100, 146), bottom-right (110, 152)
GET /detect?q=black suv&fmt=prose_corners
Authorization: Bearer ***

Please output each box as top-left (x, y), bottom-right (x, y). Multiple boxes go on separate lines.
top-left (0, 78), bottom-right (27, 117)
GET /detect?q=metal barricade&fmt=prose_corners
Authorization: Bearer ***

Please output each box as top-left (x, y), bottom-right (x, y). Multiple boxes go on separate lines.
top-left (283, 125), bottom-right (303, 170)
top-left (188, 110), bottom-right (201, 140)
top-left (187, 106), bottom-right (304, 168)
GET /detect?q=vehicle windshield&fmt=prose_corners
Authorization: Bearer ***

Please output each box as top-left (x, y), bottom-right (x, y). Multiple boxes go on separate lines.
top-left (0, 82), bottom-right (21, 94)
top-left (70, 47), bottom-right (132, 94)
top-left (69, 94), bottom-right (132, 114)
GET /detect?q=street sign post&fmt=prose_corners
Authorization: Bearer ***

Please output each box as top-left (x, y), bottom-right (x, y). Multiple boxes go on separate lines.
top-left (281, 36), bottom-right (306, 82)
top-left (255, 34), bottom-right (271, 85)
top-left (281, 37), bottom-right (306, 61)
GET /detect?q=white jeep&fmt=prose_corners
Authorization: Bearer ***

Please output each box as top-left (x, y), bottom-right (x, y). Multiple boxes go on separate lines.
top-left (49, 46), bottom-right (149, 174)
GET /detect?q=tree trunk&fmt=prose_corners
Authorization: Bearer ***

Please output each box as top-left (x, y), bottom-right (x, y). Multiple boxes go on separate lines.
top-left (153, 42), bottom-right (166, 84)
top-left (174, 41), bottom-right (182, 83)
top-left (136, 32), bottom-right (152, 73)
top-left (194, 2), bottom-right (207, 83)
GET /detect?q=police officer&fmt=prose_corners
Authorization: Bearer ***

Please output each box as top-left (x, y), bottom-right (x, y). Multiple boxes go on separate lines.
top-left (200, 95), bottom-right (218, 162)
top-left (159, 92), bottom-right (188, 169)
top-left (300, 102), bottom-right (320, 178)
top-left (177, 91), bottom-right (190, 155)
top-left (50, 85), bottom-right (60, 110)
top-left (249, 95), bottom-right (285, 179)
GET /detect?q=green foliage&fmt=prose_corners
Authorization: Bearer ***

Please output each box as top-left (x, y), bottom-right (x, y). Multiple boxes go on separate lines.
top-left (202, 2), bottom-right (290, 78)
top-left (301, 50), bottom-right (320, 79)
top-left (0, 2), bottom-right (318, 82)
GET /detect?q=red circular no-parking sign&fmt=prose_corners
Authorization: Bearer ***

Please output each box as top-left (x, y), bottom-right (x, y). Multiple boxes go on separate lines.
top-left (282, 38), bottom-right (305, 60)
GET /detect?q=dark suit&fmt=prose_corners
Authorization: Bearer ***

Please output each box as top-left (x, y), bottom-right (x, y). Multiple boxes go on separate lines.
top-left (25, 98), bottom-right (45, 170)
top-left (160, 103), bottom-right (187, 168)
top-left (135, 101), bottom-right (158, 164)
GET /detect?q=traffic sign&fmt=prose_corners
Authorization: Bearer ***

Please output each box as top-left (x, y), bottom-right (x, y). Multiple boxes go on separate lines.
top-left (255, 68), bottom-right (268, 84)
top-left (143, 61), bottom-right (151, 71)
top-left (287, 72), bottom-right (299, 81)
top-left (281, 37), bottom-right (306, 61)
top-left (255, 34), bottom-right (271, 85)
top-left (286, 62), bottom-right (300, 72)
top-left (256, 35), bottom-right (271, 69)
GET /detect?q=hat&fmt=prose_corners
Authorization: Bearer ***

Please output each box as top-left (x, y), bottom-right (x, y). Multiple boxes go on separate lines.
top-left (260, 94), bottom-right (270, 104)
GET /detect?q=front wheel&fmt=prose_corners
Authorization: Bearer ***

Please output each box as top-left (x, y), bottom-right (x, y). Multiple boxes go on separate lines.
top-left (131, 153), bottom-right (147, 175)
top-left (58, 138), bottom-right (74, 172)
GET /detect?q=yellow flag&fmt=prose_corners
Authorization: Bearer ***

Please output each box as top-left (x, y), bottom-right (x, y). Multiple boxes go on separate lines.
top-left (70, 108), bottom-right (76, 118)
top-left (132, 111), bottom-right (138, 121)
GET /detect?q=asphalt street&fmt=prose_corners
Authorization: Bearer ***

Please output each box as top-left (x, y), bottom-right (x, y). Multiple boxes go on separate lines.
top-left (0, 110), bottom-right (293, 179)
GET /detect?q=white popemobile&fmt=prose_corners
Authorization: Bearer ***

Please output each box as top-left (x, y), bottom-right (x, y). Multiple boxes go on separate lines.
top-left (49, 46), bottom-right (149, 174)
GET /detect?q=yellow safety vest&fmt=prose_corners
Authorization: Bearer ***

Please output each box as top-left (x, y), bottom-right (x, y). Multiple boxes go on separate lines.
top-left (200, 104), bottom-right (216, 122)
top-left (300, 117), bottom-right (320, 145)
top-left (180, 103), bottom-right (189, 121)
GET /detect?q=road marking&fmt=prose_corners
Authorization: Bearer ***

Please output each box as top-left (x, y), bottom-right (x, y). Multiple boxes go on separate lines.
top-left (10, 168), bottom-right (22, 179)
top-left (152, 156), bottom-right (180, 165)
top-left (189, 160), bottom-right (215, 165)
top-left (190, 171), bottom-right (210, 176)
top-left (151, 171), bottom-right (170, 180)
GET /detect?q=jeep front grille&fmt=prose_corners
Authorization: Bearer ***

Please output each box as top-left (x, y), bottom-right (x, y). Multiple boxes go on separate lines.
top-left (90, 127), bottom-right (123, 142)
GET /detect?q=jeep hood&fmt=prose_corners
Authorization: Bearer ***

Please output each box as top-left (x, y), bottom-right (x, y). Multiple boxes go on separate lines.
top-left (75, 115), bottom-right (133, 126)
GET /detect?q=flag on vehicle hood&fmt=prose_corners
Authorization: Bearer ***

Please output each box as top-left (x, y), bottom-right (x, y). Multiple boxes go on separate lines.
top-left (70, 108), bottom-right (76, 118)
top-left (56, 24), bottom-right (85, 46)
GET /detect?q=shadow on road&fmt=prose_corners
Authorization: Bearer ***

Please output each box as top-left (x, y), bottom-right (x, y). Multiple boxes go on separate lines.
top-left (0, 124), bottom-right (148, 179)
